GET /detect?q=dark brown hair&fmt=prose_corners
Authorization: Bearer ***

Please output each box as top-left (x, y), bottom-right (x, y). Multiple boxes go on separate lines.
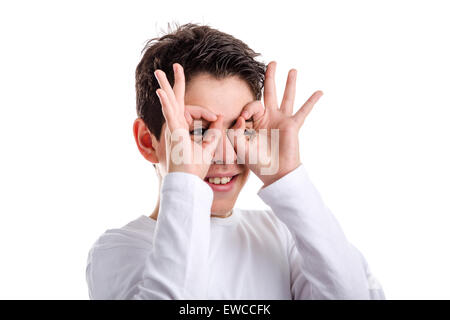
top-left (135, 22), bottom-right (266, 140)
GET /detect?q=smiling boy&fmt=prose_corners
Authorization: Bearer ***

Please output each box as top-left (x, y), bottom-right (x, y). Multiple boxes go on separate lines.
top-left (85, 23), bottom-right (385, 299)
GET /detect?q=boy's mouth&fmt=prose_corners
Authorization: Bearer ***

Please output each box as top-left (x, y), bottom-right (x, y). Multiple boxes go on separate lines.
top-left (204, 174), bottom-right (239, 192)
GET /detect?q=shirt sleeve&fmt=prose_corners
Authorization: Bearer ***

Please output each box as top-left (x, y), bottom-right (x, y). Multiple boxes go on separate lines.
top-left (257, 164), bottom-right (386, 300)
top-left (86, 171), bottom-right (213, 300)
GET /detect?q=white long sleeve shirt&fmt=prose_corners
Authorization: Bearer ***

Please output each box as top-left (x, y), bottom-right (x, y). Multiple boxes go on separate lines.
top-left (86, 164), bottom-right (385, 300)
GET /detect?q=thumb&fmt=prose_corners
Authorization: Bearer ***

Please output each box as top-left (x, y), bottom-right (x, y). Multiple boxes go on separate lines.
top-left (202, 114), bottom-right (224, 159)
top-left (227, 115), bottom-right (246, 152)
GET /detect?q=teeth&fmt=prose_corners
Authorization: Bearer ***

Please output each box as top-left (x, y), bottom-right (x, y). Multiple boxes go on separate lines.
top-left (208, 176), bottom-right (232, 184)
top-left (220, 177), bottom-right (229, 184)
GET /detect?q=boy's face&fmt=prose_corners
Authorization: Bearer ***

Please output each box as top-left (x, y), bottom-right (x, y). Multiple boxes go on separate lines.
top-left (153, 73), bottom-right (255, 216)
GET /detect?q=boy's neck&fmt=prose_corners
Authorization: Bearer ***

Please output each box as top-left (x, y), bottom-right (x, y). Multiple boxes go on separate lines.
top-left (149, 200), bottom-right (233, 221)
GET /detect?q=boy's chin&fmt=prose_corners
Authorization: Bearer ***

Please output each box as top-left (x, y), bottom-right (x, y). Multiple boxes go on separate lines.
top-left (208, 169), bottom-right (249, 217)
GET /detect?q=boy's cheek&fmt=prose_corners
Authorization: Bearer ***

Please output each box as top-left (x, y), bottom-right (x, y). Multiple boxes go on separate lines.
top-left (237, 167), bottom-right (251, 187)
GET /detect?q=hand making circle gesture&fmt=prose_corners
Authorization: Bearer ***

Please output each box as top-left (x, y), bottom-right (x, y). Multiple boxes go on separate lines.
top-left (154, 63), bottom-right (224, 180)
top-left (228, 61), bottom-right (323, 187)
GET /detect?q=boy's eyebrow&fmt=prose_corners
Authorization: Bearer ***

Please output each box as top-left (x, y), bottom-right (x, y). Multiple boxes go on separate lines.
top-left (191, 116), bottom-right (254, 128)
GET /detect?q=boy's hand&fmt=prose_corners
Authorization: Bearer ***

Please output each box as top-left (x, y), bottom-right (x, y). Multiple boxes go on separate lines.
top-left (228, 61), bottom-right (323, 187)
top-left (154, 63), bottom-right (224, 180)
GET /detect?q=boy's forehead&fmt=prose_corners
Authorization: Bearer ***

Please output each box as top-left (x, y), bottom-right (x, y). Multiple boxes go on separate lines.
top-left (184, 73), bottom-right (255, 123)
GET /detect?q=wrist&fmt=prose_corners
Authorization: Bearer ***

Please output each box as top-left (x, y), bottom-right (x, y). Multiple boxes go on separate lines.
top-left (259, 162), bottom-right (302, 188)
top-left (168, 163), bottom-right (207, 181)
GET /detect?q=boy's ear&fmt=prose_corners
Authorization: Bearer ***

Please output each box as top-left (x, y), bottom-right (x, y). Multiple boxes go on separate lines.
top-left (133, 118), bottom-right (159, 163)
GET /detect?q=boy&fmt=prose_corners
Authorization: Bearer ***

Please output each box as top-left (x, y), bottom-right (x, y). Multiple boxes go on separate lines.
top-left (86, 23), bottom-right (385, 299)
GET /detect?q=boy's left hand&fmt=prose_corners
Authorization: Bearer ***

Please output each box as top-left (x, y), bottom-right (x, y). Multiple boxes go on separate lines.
top-left (228, 61), bottom-right (323, 187)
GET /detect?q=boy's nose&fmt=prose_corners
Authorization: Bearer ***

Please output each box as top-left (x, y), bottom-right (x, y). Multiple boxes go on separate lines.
top-left (211, 129), bottom-right (236, 164)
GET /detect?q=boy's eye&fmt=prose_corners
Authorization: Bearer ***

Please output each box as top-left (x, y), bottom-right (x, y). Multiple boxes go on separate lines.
top-left (244, 128), bottom-right (256, 137)
top-left (190, 127), bottom-right (206, 136)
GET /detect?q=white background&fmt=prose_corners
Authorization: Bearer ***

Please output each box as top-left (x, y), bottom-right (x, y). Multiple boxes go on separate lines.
top-left (0, 0), bottom-right (449, 299)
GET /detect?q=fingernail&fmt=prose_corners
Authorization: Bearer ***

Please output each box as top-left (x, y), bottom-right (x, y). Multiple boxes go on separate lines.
top-left (242, 111), bottom-right (249, 119)
top-left (173, 64), bottom-right (177, 73)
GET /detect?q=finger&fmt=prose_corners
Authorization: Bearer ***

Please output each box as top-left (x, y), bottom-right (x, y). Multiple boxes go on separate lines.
top-left (263, 61), bottom-right (278, 110)
top-left (232, 115), bottom-right (245, 130)
top-left (241, 100), bottom-right (264, 122)
top-left (280, 68), bottom-right (297, 115)
top-left (226, 115), bottom-right (248, 165)
top-left (184, 109), bottom-right (193, 124)
top-left (156, 89), bottom-right (176, 131)
top-left (229, 115), bottom-right (245, 140)
top-left (203, 115), bottom-right (224, 158)
top-left (227, 115), bottom-right (245, 146)
top-left (172, 63), bottom-right (185, 108)
top-left (154, 69), bottom-right (179, 112)
top-left (185, 105), bottom-right (218, 124)
top-left (293, 90), bottom-right (324, 126)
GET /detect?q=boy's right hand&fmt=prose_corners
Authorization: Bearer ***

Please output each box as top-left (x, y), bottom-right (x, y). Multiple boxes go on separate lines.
top-left (154, 63), bottom-right (224, 180)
